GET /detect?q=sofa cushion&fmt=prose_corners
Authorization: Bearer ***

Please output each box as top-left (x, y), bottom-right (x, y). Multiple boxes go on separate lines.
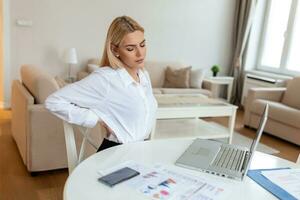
top-left (159, 88), bottom-right (211, 97)
top-left (163, 66), bottom-right (192, 88)
top-left (281, 76), bottom-right (300, 109)
top-left (21, 65), bottom-right (59, 104)
top-left (251, 99), bottom-right (300, 129)
top-left (190, 68), bottom-right (206, 88)
top-left (144, 61), bottom-right (185, 88)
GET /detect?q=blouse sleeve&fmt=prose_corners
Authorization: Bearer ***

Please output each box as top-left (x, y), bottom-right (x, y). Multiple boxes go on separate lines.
top-left (45, 71), bottom-right (109, 128)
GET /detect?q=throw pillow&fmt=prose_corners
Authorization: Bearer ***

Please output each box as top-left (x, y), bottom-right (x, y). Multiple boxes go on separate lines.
top-left (163, 66), bottom-right (192, 88)
top-left (190, 68), bottom-right (206, 88)
top-left (87, 64), bottom-right (100, 73)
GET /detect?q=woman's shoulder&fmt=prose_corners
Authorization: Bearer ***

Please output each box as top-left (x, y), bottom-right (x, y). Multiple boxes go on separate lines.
top-left (92, 66), bottom-right (119, 78)
top-left (94, 66), bottom-right (116, 73)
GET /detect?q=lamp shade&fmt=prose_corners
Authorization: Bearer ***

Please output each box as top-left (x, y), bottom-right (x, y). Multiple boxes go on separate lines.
top-left (64, 48), bottom-right (78, 64)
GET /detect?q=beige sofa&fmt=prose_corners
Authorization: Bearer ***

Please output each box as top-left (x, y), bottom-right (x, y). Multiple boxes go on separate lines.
top-left (11, 65), bottom-right (101, 172)
top-left (77, 59), bottom-right (213, 97)
top-left (244, 77), bottom-right (300, 145)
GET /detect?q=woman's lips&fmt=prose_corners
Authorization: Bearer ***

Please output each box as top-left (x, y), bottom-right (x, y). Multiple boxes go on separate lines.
top-left (136, 59), bottom-right (144, 63)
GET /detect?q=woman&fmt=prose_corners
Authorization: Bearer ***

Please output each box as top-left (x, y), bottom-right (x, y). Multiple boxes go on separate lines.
top-left (45, 16), bottom-right (157, 151)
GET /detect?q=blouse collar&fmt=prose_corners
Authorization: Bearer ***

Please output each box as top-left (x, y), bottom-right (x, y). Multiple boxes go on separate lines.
top-left (118, 67), bottom-right (147, 87)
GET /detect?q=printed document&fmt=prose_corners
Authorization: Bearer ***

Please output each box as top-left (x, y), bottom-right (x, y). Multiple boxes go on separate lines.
top-left (262, 168), bottom-right (300, 199)
top-left (98, 161), bottom-right (232, 200)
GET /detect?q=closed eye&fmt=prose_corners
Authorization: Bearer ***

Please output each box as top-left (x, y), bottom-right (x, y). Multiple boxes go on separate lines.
top-left (140, 40), bottom-right (146, 47)
top-left (126, 47), bottom-right (134, 51)
top-left (140, 43), bottom-right (146, 47)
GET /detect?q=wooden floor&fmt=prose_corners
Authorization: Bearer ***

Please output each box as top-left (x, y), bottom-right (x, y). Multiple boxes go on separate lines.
top-left (0, 109), bottom-right (299, 200)
top-left (0, 110), bottom-right (67, 200)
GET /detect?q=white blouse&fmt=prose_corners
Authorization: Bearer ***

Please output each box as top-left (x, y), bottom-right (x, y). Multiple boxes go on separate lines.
top-left (45, 67), bottom-right (158, 143)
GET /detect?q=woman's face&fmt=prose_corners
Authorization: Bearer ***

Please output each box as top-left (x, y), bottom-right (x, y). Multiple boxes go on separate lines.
top-left (114, 30), bottom-right (146, 70)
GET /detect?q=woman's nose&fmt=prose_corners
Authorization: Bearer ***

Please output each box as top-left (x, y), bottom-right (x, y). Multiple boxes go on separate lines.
top-left (136, 47), bottom-right (142, 57)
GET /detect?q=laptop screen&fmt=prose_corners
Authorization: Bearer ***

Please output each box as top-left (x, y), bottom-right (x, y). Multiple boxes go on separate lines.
top-left (249, 104), bottom-right (269, 154)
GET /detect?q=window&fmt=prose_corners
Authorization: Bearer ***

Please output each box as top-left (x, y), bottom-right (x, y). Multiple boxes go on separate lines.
top-left (258, 0), bottom-right (300, 74)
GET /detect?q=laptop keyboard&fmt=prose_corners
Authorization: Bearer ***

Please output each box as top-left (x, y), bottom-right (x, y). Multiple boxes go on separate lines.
top-left (211, 146), bottom-right (246, 171)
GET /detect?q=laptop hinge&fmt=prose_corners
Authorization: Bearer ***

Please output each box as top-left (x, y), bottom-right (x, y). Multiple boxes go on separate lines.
top-left (241, 151), bottom-right (250, 172)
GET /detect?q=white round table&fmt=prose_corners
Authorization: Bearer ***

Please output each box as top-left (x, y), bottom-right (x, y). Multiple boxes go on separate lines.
top-left (64, 138), bottom-right (298, 200)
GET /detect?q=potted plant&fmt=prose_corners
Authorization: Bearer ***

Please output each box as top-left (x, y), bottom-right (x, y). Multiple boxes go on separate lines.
top-left (211, 65), bottom-right (220, 77)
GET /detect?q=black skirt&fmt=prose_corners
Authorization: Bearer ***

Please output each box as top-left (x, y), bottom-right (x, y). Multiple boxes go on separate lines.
top-left (97, 138), bottom-right (121, 152)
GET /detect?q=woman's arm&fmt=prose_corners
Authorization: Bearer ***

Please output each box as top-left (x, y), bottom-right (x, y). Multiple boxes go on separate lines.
top-left (45, 71), bottom-right (109, 128)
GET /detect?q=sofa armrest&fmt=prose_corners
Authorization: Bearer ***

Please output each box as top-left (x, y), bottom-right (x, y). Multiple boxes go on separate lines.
top-left (246, 87), bottom-right (286, 103)
top-left (244, 87), bottom-right (286, 126)
top-left (11, 80), bottom-right (34, 106)
top-left (27, 104), bottom-right (67, 171)
top-left (11, 80), bottom-right (34, 165)
top-left (27, 105), bottom-right (104, 171)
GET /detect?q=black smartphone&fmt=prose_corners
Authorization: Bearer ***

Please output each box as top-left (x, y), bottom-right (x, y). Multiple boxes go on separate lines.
top-left (98, 167), bottom-right (140, 187)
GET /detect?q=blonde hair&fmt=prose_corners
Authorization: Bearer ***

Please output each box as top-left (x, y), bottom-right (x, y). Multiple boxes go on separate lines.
top-left (100, 16), bottom-right (144, 69)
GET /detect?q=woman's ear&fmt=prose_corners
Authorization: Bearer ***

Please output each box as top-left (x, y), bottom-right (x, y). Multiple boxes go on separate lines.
top-left (111, 44), bottom-right (119, 57)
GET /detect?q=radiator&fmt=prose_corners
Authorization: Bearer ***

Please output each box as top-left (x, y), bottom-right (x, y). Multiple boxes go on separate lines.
top-left (241, 73), bottom-right (286, 106)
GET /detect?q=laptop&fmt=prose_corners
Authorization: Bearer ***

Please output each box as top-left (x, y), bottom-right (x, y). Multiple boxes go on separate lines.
top-left (175, 104), bottom-right (269, 181)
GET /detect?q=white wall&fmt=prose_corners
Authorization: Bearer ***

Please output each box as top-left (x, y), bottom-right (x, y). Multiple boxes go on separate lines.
top-left (4, 0), bottom-right (236, 106)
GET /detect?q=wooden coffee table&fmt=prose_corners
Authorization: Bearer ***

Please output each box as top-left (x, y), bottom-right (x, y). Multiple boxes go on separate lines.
top-left (151, 95), bottom-right (238, 144)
